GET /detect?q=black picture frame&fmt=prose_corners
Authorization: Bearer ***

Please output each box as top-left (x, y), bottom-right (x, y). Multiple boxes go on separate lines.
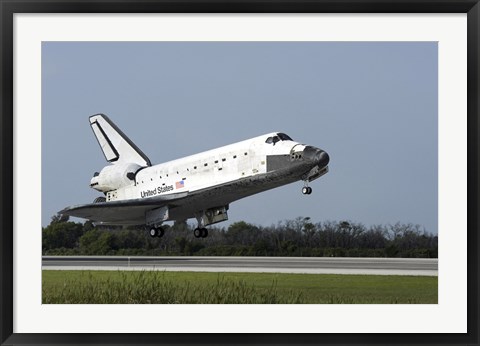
top-left (1, 1), bottom-right (479, 345)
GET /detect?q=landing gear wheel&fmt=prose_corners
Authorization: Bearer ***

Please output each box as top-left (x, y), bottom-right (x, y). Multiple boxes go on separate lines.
top-left (194, 228), bottom-right (202, 238)
top-left (149, 227), bottom-right (165, 238)
top-left (302, 186), bottom-right (313, 195)
top-left (194, 228), bottom-right (208, 238)
top-left (149, 228), bottom-right (158, 238)
top-left (157, 227), bottom-right (165, 238)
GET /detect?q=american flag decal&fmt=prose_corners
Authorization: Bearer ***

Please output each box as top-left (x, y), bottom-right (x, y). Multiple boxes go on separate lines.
top-left (175, 181), bottom-right (185, 189)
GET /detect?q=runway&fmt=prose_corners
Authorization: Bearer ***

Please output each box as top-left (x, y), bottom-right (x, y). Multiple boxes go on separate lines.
top-left (42, 256), bottom-right (438, 276)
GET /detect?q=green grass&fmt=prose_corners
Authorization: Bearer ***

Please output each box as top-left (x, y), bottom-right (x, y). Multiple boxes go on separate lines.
top-left (42, 270), bottom-right (437, 304)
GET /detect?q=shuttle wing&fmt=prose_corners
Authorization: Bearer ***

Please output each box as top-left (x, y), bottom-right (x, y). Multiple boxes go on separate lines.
top-left (61, 191), bottom-right (188, 225)
top-left (61, 172), bottom-right (296, 226)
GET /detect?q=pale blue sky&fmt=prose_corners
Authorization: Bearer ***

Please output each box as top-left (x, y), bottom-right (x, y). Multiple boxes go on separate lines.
top-left (42, 42), bottom-right (438, 233)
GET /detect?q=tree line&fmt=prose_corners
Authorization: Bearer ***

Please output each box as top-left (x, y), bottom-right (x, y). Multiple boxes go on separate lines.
top-left (42, 215), bottom-right (437, 258)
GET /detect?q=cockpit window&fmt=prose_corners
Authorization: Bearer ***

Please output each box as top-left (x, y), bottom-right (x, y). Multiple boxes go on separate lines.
top-left (277, 133), bottom-right (293, 141)
top-left (266, 133), bottom-right (293, 144)
top-left (266, 136), bottom-right (279, 144)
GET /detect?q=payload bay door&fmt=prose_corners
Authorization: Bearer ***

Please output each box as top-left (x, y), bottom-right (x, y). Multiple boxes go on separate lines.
top-left (249, 141), bottom-right (263, 175)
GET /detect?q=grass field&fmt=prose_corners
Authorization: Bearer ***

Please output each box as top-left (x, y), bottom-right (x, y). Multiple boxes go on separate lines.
top-left (42, 270), bottom-right (437, 304)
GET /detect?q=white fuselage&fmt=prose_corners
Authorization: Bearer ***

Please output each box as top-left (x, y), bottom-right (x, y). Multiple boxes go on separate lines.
top-left (103, 133), bottom-right (303, 203)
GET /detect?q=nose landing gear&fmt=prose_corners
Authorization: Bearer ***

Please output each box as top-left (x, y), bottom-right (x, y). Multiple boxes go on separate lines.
top-left (300, 164), bottom-right (328, 195)
top-left (302, 186), bottom-right (312, 195)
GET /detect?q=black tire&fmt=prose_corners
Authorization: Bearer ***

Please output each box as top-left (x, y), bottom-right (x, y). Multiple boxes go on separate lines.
top-left (307, 187), bottom-right (313, 194)
top-left (157, 228), bottom-right (165, 238)
top-left (149, 228), bottom-right (158, 238)
top-left (302, 187), bottom-right (309, 195)
top-left (201, 228), bottom-right (208, 238)
top-left (193, 228), bottom-right (202, 238)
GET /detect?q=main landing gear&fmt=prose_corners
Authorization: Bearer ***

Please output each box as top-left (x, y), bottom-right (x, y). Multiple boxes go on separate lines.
top-left (193, 228), bottom-right (208, 238)
top-left (149, 226), bottom-right (165, 238)
top-left (302, 185), bottom-right (312, 195)
top-left (193, 212), bottom-right (210, 238)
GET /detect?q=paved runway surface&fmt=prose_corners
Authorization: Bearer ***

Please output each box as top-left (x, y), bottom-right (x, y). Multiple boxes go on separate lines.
top-left (42, 256), bottom-right (438, 276)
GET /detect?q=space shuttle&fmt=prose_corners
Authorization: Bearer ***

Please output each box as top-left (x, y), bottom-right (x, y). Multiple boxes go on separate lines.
top-left (61, 114), bottom-right (330, 238)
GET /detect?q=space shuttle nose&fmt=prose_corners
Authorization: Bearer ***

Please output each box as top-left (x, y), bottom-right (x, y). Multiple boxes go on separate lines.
top-left (304, 146), bottom-right (330, 167)
top-left (318, 150), bottom-right (330, 167)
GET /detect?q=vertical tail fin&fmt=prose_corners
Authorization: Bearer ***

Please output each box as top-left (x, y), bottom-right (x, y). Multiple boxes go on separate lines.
top-left (89, 113), bottom-right (151, 167)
